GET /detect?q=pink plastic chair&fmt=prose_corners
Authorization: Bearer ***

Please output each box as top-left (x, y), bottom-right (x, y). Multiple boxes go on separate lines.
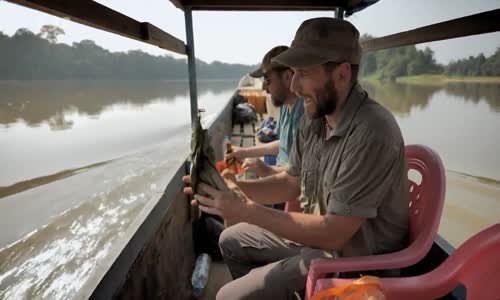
top-left (306, 144), bottom-right (446, 300)
top-left (313, 223), bottom-right (500, 300)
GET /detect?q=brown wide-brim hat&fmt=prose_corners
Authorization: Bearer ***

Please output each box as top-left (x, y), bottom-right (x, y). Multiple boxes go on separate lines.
top-left (249, 45), bottom-right (289, 78)
top-left (273, 18), bottom-right (362, 68)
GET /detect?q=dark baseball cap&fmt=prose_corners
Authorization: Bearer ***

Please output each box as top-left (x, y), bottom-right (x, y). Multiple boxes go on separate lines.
top-left (273, 18), bottom-right (361, 68)
top-left (249, 45), bottom-right (289, 78)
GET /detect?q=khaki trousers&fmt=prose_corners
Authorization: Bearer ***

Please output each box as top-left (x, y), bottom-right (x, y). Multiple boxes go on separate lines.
top-left (216, 223), bottom-right (333, 300)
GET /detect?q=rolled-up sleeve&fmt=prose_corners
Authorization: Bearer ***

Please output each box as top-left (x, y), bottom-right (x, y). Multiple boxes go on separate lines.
top-left (286, 117), bottom-right (306, 177)
top-left (326, 128), bottom-right (402, 218)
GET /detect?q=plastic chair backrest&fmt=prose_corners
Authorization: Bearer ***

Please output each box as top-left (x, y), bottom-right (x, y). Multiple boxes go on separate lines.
top-left (425, 223), bottom-right (500, 299)
top-left (379, 223), bottom-right (500, 300)
top-left (312, 224), bottom-right (500, 300)
top-left (305, 145), bottom-right (446, 300)
top-left (405, 145), bottom-right (446, 247)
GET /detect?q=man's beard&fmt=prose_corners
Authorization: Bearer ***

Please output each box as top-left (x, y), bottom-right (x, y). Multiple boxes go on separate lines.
top-left (271, 85), bottom-right (287, 107)
top-left (310, 80), bottom-right (338, 119)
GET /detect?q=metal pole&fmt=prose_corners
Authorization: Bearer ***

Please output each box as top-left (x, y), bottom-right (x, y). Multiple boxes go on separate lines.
top-left (184, 8), bottom-right (198, 127)
top-left (335, 7), bottom-right (345, 20)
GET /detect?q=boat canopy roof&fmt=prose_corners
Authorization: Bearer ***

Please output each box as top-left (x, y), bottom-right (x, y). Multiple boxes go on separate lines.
top-left (168, 0), bottom-right (379, 15)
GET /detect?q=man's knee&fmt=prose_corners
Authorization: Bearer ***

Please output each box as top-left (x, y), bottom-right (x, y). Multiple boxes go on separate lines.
top-left (215, 270), bottom-right (268, 300)
top-left (215, 260), bottom-right (302, 300)
top-left (215, 282), bottom-right (236, 300)
top-left (219, 222), bottom-right (251, 257)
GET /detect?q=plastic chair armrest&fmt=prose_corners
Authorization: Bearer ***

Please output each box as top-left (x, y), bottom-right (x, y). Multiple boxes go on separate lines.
top-left (306, 246), bottom-right (429, 300)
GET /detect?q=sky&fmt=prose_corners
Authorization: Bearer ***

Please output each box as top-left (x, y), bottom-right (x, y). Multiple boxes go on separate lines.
top-left (0, 0), bottom-right (499, 65)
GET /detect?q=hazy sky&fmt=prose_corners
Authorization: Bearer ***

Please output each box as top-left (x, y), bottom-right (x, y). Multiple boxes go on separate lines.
top-left (0, 0), bottom-right (499, 65)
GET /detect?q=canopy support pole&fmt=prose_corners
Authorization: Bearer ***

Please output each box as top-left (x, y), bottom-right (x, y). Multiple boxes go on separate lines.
top-left (184, 7), bottom-right (199, 127)
top-left (335, 7), bottom-right (344, 20)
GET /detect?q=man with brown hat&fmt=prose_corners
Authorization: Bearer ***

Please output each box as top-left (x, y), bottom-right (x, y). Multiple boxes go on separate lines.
top-left (226, 45), bottom-right (304, 179)
top-left (185, 17), bottom-right (408, 299)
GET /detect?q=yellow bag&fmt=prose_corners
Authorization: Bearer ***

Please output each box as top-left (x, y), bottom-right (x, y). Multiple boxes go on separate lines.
top-left (311, 276), bottom-right (385, 300)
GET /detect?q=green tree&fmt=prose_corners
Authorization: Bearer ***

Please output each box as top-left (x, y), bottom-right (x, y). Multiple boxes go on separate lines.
top-left (0, 26), bottom-right (256, 80)
top-left (38, 25), bottom-right (65, 43)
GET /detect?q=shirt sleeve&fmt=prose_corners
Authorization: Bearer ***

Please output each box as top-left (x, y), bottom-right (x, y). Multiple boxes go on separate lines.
top-left (326, 128), bottom-right (404, 218)
top-left (292, 100), bottom-right (304, 139)
top-left (275, 107), bottom-right (283, 137)
top-left (286, 116), bottom-right (306, 177)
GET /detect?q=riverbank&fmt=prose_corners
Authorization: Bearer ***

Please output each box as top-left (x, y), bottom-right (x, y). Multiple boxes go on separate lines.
top-left (362, 74), bottom-right (500, 85)
top-left (397, 75), bottom-right (500, 85)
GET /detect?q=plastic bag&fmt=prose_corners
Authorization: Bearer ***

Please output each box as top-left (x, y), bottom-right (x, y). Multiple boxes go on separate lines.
top-left (311, 276), bottom-right (385, 300)
top-left (257, 116), bottom-right (277, 143)
top-left (233, 103), bottom-right (257, 124)
top-left (231, 92), bottom-right (248, 106)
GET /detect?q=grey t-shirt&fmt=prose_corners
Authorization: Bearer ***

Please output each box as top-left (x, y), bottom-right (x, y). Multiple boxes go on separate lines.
top-left (287, 84), bottom-right (408, 257)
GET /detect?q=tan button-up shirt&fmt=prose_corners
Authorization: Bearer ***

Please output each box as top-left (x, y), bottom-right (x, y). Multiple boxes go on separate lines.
top-left (287, 84), bottom-right (408, 257)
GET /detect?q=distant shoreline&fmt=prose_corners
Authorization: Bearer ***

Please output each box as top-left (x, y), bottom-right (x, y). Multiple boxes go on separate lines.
top-left (0, 78), bottom-right (241, 82)
top-left (362, 74), bottom-right (500, 85)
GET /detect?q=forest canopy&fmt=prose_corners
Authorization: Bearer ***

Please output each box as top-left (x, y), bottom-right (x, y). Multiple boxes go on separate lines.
top-left (0, 26), bottom-right (256, 80)
top-left (1, 27), bottom-right (498, 80)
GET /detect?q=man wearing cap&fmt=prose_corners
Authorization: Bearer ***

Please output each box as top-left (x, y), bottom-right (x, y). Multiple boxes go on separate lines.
top-left (226, 46), bottom-right (304, 178)
top-left (185, 18), bottom-right (408, 299)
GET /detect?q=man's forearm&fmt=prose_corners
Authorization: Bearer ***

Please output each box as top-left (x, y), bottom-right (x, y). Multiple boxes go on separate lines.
top-left (241, 140), bottom-right (280, 157)
top-left (237, 171), bottom-right (300, 205)
top-left (270, 165), bottom-right (287, 175)
top-left (245, 204), bottom-right (363, 251)
top-left (250, 164), bottom-right (287, 178)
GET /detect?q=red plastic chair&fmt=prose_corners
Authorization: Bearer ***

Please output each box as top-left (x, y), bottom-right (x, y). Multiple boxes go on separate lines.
top-left (306, 144), bottom-right (446, 300)
top-left (313, 223), bottom-right (500, 300)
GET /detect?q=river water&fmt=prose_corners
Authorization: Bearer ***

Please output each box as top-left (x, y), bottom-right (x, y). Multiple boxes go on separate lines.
top-left (0, 79), bottom-right (499, 299)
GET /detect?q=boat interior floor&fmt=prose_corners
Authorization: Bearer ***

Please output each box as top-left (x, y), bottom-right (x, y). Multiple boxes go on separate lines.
top-left (201, 262), bottom-right (233, 300)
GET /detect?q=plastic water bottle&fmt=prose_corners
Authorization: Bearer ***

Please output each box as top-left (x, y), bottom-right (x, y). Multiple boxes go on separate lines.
top-left (222, 135), bottom-right (231, 158)
top-left (191, 253), bottom-right (212, 297)
top-left (243, 158), bottom-right (258, 179)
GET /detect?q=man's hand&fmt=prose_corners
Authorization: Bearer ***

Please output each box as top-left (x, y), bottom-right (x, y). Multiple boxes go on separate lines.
top-left (221, 169), bottom-right (237, 182)
top-left (183, 175), bottom-right (193, 195)
top-left (224, 145), bottom-right (247, 161)
top-left (242, 158), bottom-right (273, 177)
top-left (182, 175), bottom-right (253, 225)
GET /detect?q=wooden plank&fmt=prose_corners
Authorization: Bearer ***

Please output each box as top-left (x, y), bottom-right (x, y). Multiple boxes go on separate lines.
top-left (243, 123), bottom-right (255, 136)
top-left (142, 22), bottom-right (186, 54)
top-left (230, 136), bottom-right (242, 147)
top-left (231, 134), bottom-right (255, 138)
top-left (232, 123), bottom-right (242, 135)
top-left (241, 136), bottom-right (255, 148)
top-left (6, 0), bottom-right (186, 55)
top-left (362, 9), bottom-right (500, 52)
top-left (169, 0), bottom-right (184, 9)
